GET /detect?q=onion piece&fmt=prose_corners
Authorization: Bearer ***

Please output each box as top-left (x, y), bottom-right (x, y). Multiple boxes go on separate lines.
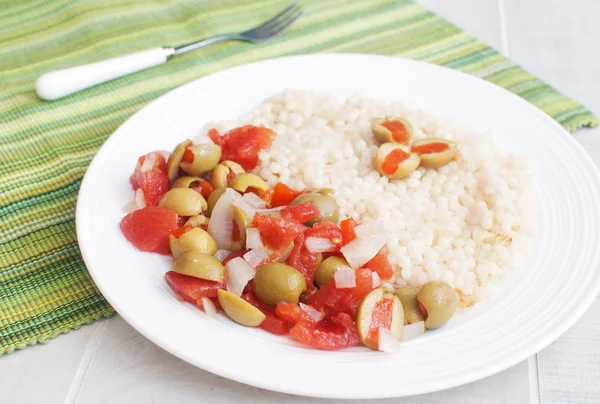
top-left (123, 189), bottom-right (147, 213)
top-left (243, 248), bottom-right (270, 269)
top-left (371, 271), bottom-right (382, 288)
top-left (354, 220), bottom-right (385, 239)
top-left (140, 153), bottom-right (156, 172)
top-left (381, 281), bottom-right (394, 291)
top-left (225, 257), bottom-right (256, 296)
top-left (402, 321), bottom-right (425, 342)
top-left (305, 237), bottom-right (337, 253)
top-left (214, 249), bottom-right (232, 262)
top-left (207, 189), bottom-right (235, 249)
top-left (299, 303), bottom-right (324, 322)
top-left (232, 191), bottom-right (257, 220)
top-left (245, 228), bottom-right (264, 250)
top-left (255, 206), bottom-right (285, 216)
top-left (340, 235), bottom-right (387, 269)
top-left (334, 268), bottom-right (356, 289)
top-left (378, 327), bottom-right (400, 352)
top-left (192, 135), bottom-right (214, 145)
top-left (242, 192), bottom-right (267, 209)
top-left (201, 297), bottom-right (217, 316)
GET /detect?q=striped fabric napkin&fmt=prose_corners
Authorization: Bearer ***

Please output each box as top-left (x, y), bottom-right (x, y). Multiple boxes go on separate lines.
top-left (0, 0), bottom-right (597, 355)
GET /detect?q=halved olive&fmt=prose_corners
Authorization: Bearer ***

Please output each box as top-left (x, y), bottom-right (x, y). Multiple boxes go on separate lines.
top-left (171, 251), bottom-right (224, 282)
top-left (395, 287), bottom-right (426, 325)
top-left (289, 193), bottom-right (339, 227)
top-left (418, 281), bottom-right (458, 329)
top-left (230, 205), bottom-right (250, 251)
top-left (169, 227), bottom-right (218, 259)
top-left (411, 138), bottom-right (458, 169)
top-left (206, 187), bottom-right (227, 217)
top-left (315, 256), bottom-right (349, 288)
top-left (180, 144), bottom-right (222, 176)
top-left (253, 263), bottom-right (306, 307)
top-left (371, 117), bottom-right (413, 144)
top-left (218, 289), bottom-right (266, 327)
top-left (185, 214), bottom-right (209, 228)
top-left (375, 143), bottom-right (420, 180)
top-left (230, 173), bottom-right (269, 194)
top-left (172, 176), bottom-right (204, 189)
top-left (211, 160), bottom-right (245, 189)
top-left (158, 188), bottom-right (207, 216)
top-left (357, 288), bottom-right (404, 350)
top-left (167, 139), bottom-right (193, 182)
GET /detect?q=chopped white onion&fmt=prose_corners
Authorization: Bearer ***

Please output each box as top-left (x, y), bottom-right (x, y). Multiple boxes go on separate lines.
top-left (381, 281), bottom-right (394, 290)
top-left (305, 237), bottom-right (337, 253)
top-left (255, 206), bottom-right (285, 215)
top-left (371, 272), bottom-right (382, 288)
top-left (378, 327), bottom-right (399, 352)
top-left (299, 303), bottom-right (324, 322)
top-left (207, 189), bottom-right (235, 249)
top-left (402, 321), bottom-right (425, 342)
top-left (225, 257), bottom-right (256, 296)
top-left (123, 189), bottom-right (146, 213)
top-left (192, 135), bottom-right (214, 145)
top-left (243, 248), bottom-right (270, 269)
top-left (334, 268), bottom-right (356, 289)
top-left (214, 249), bottom-right (232, 262)
top-left (231, 191), bottom-right (257, 219)
top-left (140, 153), bottom-right (156, 172)
top-left (245, 228), bottom-right (264, 250)
top-left (242, 192), bottom-right (267, 209)
top-left (201, 297), bottom-right (217, 317)
top-left (354, 219), bottom-right (384, 239)
top-left (340, 235), bottom-right (387, 269)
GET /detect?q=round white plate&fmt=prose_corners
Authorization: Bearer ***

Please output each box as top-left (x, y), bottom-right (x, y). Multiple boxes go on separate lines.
top-left (76, 54), bottom-right (600, 399)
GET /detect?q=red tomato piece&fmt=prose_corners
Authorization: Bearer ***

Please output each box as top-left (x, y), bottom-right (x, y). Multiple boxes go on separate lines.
top-left (242, 292), bottom-right (289, 335)
top-left (364, 298), bottom-right (394, 348)
top-left (381, 120), bottom-right (410, 143)
top-left (271, 182), bottom-right (296, 207)
top-left (280, 202), bottom-right (320, 224)
top-left (289, 312), bottom-right (361, 350)
top-left (275, 303), bottom-right (322, 325)
top-left (411, 142), bottom-right (449, 155)
top-left (259, 188), bottom-right (274, 206)
top-left (208, 125), bottom-right (276, 170)
top-left (382, 148), bottom-right (410, 176)
top-left (339, 218), bottom-right (358, 246)
top-left (306, 221), bottom-right (343, 245)
top-left (171, 225), bottom-right (192, 239)
top-left (129, 152), bottom-right (169, 206)
top-left (286, 232), bottom-right (318, 293)
top-left (364, 252), bottom-right (394, 280)
top-left (252, 214), bottom-right (305, 251)
top-left (191, 180), bottom-right (214, 200)
top-left (120, 206), bottom-right (179, 254)
top-left (165, 271), bottom-right (224, 311)
top-left (308, 268), bottom-right (374, 318)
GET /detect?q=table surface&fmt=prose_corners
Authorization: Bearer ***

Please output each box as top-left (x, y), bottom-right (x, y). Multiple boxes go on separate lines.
top-left (3, 1), bottom-right (600, 403)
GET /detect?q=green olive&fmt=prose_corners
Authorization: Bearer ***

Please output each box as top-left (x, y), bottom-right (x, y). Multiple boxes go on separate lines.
top-left (230, 173), bottom-right (269, 194)
top-left (180, 144), bottom-right (222, 176)
top-left (411, 138), bottom-right (458, 169)
top-left (218, 289), bottom-right (266, 327)
top-left (169, 227), bottom-right (218, 259)
top-left (315, 256), bottom-right (349, 288)
top-left (375, 143), bottom-right (421, 180)
top-left (371, 117), bottom-right (413, 144)
top-left (167, 139), bottom-right (193, 182)
top-left (356, 288), bottom-right (404, 350)
top-left (318, 188), bottom-right (336, 196)
top-left (230, 205), bottom-right (250, 251)
top-left (171, 176), bottom-right (204, 189)
top-left (171, 252), bottom-right (224, 282)
top-left (395, 287), bottom-right (426, 325)
top-left (210, 160), bottom-right (245, 189)
top-left (206, 187), bottom-right (227, 217)
top-left (184, 214), bottom-right (209, 228)
top-left (418, 281), bottom-right (458, 329)
top-left (252, 263), bottom-right (306, 307)
top-left (289, 193), bottom-right (340, 227)
top-left (158, 188), bottom-right (207, 216)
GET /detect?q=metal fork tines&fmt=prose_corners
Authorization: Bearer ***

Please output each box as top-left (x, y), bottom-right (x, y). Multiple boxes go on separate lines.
top-left (171, 4), bottom-right (304, 57)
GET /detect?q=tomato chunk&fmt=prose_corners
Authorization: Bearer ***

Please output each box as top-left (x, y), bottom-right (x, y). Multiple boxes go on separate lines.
top-left (129, 152), bottom-right (169, 206)
top-left (120, 206), bottom-right (179, 254)
top-left (381, 120), bottom-right (410, 143)
top-left (191, 180), bottom-right (214, 200)
top-left (286, 232), bottom-right (318, 293)
top-left (275, 303), bottom-right (322, 325)
top-left (165, 271), bottom-right (224, 311)
top-left (340, 218), bottom-right (358, 246)
top-left (364, 298), bottom-right (394, 348)
top-left (306, 221), bottom-right (343, 245)
top-left (242, 292), bottom-right (289, 335)
top-left (280, 202), bottom-right (320, 224)
top-left (308, 268), bottom-right (374, 317)
top-left (208, 126), bottom-right (275, 170)
top-left (253, 214), bottom-right (305, 251)
top-left (271, 182), bottom-right (296, 207)
top-left (364, 252), bottom-right (394, 280)
top-left (382, 148), bottom-right (410, 176)
top-left (289, 312), bottom-right (360, 350)
top-left (412, 142), bottom-right (449, 155)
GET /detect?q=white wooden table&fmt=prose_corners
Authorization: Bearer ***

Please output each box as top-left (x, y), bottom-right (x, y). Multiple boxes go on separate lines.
top-left (3, 1), bottom-right (599, 403)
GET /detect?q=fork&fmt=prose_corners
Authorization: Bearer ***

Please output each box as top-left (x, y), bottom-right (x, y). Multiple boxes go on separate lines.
top-left (36, 4), bottom-right (304, 101)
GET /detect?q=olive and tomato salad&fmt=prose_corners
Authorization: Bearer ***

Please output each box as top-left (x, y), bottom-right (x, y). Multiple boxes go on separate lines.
top-left (119, 123), bottom-right (459, 351)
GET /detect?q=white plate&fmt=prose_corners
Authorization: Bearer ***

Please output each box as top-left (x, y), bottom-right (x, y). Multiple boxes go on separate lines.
top-left (76, 54), bottom-right (600, 399)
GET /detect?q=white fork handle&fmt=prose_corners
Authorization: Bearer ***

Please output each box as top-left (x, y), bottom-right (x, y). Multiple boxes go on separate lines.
top-left (36, 47), bottom-right (172, 100)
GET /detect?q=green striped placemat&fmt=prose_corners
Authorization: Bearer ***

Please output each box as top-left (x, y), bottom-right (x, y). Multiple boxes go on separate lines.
top-left (0, 0), bottom-right (597, 356)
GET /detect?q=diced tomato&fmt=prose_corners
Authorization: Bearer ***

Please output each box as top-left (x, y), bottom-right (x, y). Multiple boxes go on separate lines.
top-left (171, 225), bottom-right (192, 239)
top-left (364, 252), bottom-right (394, 280)
top-left (242, 292), bottom-right (289, 335)
top-left (120, 206), bottom-right (179, 254)
top-left (275, 303), bottom-right (322, 325)
top-left (412, 142), bottom-right (449, 155)
top-left (129, 152), bottom-right (169, 206)
top-left (222, 250), bottom-right (247, 265)
top-left (181, 148), bottom-right (194, 164)
top-left (340, 218), bottom-right (358, 246)
top-left (382, 148), bottom-right (410, 176)
top-left (289, 312), bottom-right (360, 350)
top-left (364, 298), bottom-right (394, 348)
top-left (191, 180), bottom-right (214, 200)
top-left (308, 268), bottom-right (374, 318)
top-left (381, 120), bottom-right (411, 143)
top-left (165, 271), bottom-right (224, 311)
top-left (208, 125), bottom-right (276, 170)
top-left (286, 232), bottom-right (318, 292)
top-left (306, 221), bottom-right (343, 245)
top-left (253, 214), bottom-right (305, 251)
top-left (280, 202), bottom-right (320, 224)
top-left (271, 183), bottom-right (296, 207)
top-left (259, 188), bottom-right (274, 206)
